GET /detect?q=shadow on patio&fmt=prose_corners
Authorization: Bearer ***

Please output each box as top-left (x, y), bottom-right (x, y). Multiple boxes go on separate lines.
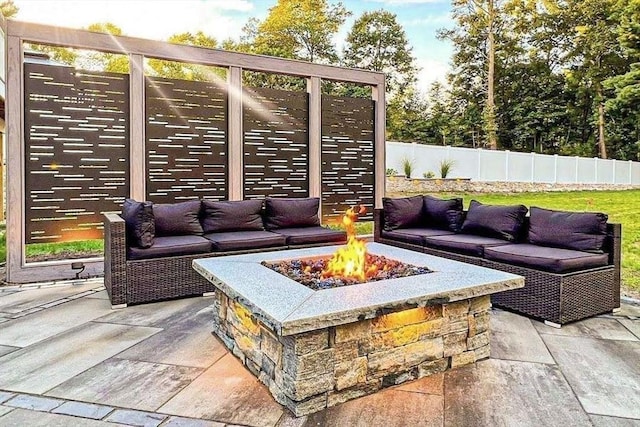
top-left (0, 279), bottom-right (638, 427)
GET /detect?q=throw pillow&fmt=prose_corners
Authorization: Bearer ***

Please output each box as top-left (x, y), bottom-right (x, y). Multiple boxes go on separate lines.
top-left (461, 200), bottom-right (528, 241)
top-left (264, 197), bottom-right (321, 230)
top-left (153, 200), bottom-right (203, 236)
top-left (423, 196), bottom-right (464, 231)
top-left (121, 198), bottom-right (155, 248)
top-left (202, 199), bottom-right (264, 233)
top-left (382, 196), bottom-right (424, 231)
top-left (528, 206), bottom-right (608, 252)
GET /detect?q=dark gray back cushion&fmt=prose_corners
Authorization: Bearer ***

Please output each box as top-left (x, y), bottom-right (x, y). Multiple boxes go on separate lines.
top-left (382, 196), bottom-right (424, 231)
top-left (264, 197), bottom-right (320, 230)
top-left (121, 198), bottom-right (155, 248)
top-left (461, 200), bottom-right (528, 241)
top-left (153, 200), bottom-right (203, 236)
top-left (423, 196), bottom-right (464, 231)
top-left (202, 199), bottom-right (264, 233)
top-left (528, 206), bottom-right (608, 252)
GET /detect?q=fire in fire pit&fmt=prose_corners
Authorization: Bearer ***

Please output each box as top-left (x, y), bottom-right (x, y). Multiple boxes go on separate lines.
top-left (262, 206), bottom-right (432, 290)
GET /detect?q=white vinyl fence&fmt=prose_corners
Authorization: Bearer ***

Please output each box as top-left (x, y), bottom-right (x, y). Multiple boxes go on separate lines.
top-left (387, 142), bottom-right (640, 185)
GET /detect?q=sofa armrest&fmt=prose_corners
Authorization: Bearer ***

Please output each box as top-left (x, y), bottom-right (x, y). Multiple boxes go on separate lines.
top-left (104, 212), bottom-right (127, 306)
top-left (374, 208), bottom-right (384, 241)
top-left (606, 222), bottom-right (622, 307)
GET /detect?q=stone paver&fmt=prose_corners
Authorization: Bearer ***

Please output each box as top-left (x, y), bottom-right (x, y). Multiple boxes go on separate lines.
top-left (0, 298), bottom-right (112, 347)
top-left (395, 372), bottom-right (443, 395)
top-left (0, 392), bottom-right (15, 404)
top-left (534, 317), bottom-right (639, 341)
top-left (0, 283), bottom-right (100, 314)
top-left (304, 389), bottom-right (443, 427)
top-left (0, 280), bottom-right (639, 426)
top-left (444, 359), bottom-right (593, 426)
top-left (590, 414), bottom-right (640, 426)
top-left (115, 317), bottom-right (226, 369)
top-left (0, 322), bottom-right (160, 394)
top-left (94, 298), bottom-right (214, 328)
top-left (542, 334), bottom-right (640, 419)
top-left (105, 409), bottom-right (167, 427)
top-left (162, 416), bottom-right (226, 427)
top-left (4, 394), bottom-right (63, 411)
top-left (159, 353), bottom-right (284, 427)
top-left (490, 309), bottom-right (555, 364)
top-left (47, 359), bottom-right (203, 411)
top-left (51, 401), bottom-right (114, 420)
top-left (619, 319), bottom-right (640, 339)
top-left (0, 408), bottom-right (119, 426)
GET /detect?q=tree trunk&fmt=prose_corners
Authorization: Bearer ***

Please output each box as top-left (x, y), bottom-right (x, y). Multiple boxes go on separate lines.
top-left (597, 84), bottom-right (608, 159)
top-left (486, 0), bottom-right (498, 150)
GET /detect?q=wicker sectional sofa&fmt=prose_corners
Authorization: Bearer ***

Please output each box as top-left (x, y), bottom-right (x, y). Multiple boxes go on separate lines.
top-left (104, 197), bottom-right (346, 307)
top-left (374, 196), bottom-right (621, 326)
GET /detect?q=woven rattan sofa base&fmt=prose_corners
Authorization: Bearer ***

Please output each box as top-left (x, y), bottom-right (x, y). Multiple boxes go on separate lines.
top-left (105, 213), bottom-right (347, 307)
top-left (483, 260), bottom-right (616, 325)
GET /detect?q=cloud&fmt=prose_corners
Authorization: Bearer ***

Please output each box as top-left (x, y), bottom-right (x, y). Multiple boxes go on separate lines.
top-left (415, 57), bottom-right (449, 94)
top-left (405, 13), bottom-right (452, 27)
top-left (14, 0), bottom-right (251, 42)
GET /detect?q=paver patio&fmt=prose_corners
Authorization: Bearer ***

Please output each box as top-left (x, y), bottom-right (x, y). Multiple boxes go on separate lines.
top-left (0, 279), bottom-right (638, 427)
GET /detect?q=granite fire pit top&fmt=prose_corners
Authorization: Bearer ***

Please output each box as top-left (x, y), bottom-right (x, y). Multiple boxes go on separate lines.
top-left (193, 243), bottom-right (524, 336)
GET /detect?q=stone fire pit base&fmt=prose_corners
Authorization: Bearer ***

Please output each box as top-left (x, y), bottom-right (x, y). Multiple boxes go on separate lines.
top-left (211, 292), bottom-right (491, 416)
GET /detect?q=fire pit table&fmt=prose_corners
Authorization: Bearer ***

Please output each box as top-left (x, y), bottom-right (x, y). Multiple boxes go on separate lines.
top-left (193, 242), bottom-right (524, 416)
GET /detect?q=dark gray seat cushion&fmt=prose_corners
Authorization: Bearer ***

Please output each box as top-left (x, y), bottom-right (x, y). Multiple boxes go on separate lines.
top-left (528, 207), bottom-right (608, 253)
top-left (423, 196), bottom-right (464, 232)
top-left (382, 196), bottom-right (424, 231)
top-left (484, 243), bottom-right (609, 273)
top-left (202, 199), bottom-right (264, 233)
top-left (461, 200), bottom-right (528, 242)
top-left (424, 234), bottom-right (510, 257)
top-left (381, 228), bottom-right (455, 245)
top-left (204, 230), bottom-right (286, 252)
top-left (128, 235), bottom-right (211, 260)
top-left (272, 227), bottom-right (347, 245)
top-left (153, 200), bottom-right (203, 236)
top-left (264, 197), bottom-right (321, 230)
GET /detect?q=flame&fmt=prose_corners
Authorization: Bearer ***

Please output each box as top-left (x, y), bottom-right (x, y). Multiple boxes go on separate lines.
top-left (322, 205), bottom-right (378, 281)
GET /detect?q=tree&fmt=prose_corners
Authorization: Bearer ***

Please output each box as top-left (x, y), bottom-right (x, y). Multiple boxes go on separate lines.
top-left (249, 0), bottom-right (349, 63)
top-left (148, 31), bottom-right (221, 80)
top-left (0, 0), bottom-right (18, 18)
top-left (558, 0), bottom-right (627, 158)
top-left (79, 23), bottom-right (129, 73)
top-left (342, 10), bottom-right (417, 97)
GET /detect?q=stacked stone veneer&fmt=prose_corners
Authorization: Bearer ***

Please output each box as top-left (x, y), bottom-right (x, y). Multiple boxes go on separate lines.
top-left (211, 292), bottom-right (492, 416)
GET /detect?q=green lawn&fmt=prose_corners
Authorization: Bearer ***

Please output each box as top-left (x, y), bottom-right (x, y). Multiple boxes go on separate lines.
top-left (387, 189), bottom-right (640, 295)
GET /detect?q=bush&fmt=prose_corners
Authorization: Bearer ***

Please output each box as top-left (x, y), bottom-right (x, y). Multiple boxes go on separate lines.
top-left (439, 159), bottom-right (455, 179)
top-left (423, 171), bottom-right (435, 179)
top-left (401, 157), bottom-right (415, 178)
top-left (386, 168), bottom-right (398, 177)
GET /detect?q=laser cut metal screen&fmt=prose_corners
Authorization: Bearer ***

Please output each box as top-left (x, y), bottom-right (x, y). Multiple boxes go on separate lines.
top-left (243, 87), bottom-right (309, 199)
top-left (24, 63), bottom-right (130, 244)
top-left (321, 95), bottom-right (375, 222)
top-left (146, 76), bottom-right (228, 203)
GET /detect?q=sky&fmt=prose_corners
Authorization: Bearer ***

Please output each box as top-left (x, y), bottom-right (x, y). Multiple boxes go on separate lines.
top-left (12, 0), bottom-right (453, 94)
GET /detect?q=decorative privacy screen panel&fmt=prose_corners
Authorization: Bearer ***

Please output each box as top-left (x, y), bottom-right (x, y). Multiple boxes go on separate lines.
top-left (24, 63), bottom-right (130, 244)
top-left (321, 95), bottom-right (375, 222)
top-left (243, 87), bottom-right (309, 199)
top-left (146, 76), bottom-right (227, 203)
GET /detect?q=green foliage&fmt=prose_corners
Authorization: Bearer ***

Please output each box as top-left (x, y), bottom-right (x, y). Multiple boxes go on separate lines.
top-left (401, 157), bottom-right (414, 178)
top-left (424, 171), bottom-right (435, 178)
top-left (342, 10), bottom-right (417, 97)
top-left (0, 0), bottom-right (18, 18)
top-left (25, 240), bottom-right (104, 262)
top-left (386, 168), bottom-right (398, 176)
top-left (439, 159), bottom-right (455, 179)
